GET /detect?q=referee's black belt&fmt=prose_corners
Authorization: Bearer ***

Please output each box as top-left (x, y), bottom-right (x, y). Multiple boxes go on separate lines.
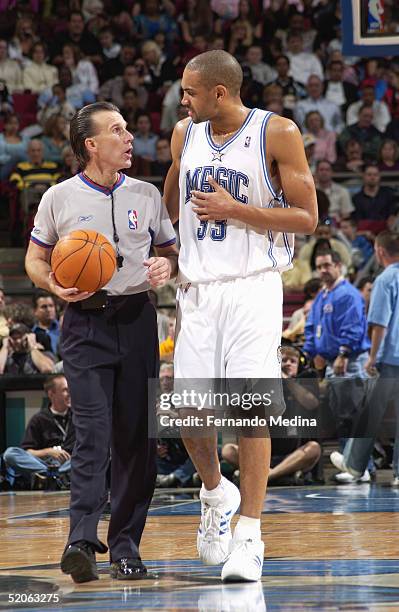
top-left (74, 290), bottom-right (149, 310)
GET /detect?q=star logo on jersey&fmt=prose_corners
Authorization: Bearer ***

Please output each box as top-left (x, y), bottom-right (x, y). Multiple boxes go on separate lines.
top-left (211, 150), bottom-right (224, 162)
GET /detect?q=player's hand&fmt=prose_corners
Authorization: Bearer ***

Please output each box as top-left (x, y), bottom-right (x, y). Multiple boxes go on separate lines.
top-left (144, 257), bottom-right (172, 288)
top-left (191, 176), bottom-right (237, 221)
top-left (48, 272), bottom-right (95, 302)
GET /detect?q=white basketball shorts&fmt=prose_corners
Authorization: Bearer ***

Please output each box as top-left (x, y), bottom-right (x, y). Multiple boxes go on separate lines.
top-left (174, 271), bottom-right (283, 379)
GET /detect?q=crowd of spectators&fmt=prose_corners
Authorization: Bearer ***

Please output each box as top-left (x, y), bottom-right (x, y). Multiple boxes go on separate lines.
top-left (1, 0), bottom-right (399, 490)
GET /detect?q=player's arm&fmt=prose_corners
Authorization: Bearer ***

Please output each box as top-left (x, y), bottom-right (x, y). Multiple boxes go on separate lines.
top-left (163, 118), bottom-right (190, 224)
top-left (25, 242), bottom-right (94, 302)
top-left (192, 116), bottom-right (318, 235)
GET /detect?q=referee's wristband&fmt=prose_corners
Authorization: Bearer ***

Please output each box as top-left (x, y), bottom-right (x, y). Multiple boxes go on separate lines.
top-left (338, 346), bottom-right (351, 358)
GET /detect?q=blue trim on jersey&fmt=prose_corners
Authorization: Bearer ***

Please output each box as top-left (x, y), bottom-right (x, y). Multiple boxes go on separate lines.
top-left (280, 194), bottom-right (293, 266)
top-left (154, 237), bottom-right (176, 248)
top-left (205, 108), bottom-right (257, 152)
top-left (260, 112), bottom-right (277, 198)
top-left (78, 172), bottom-right (125, 194)
top-left (181, 121), bottom-right (194, 159)
top-left (30, 235), bottom-right (54, 249)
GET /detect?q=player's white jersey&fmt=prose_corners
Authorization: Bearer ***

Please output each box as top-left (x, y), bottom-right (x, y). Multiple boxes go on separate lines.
top-left (178, 108), bottom-right (294, 283)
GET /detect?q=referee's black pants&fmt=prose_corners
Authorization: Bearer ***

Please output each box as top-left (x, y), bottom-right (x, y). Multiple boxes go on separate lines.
top-left (61, 292), bottom-right (158, 561)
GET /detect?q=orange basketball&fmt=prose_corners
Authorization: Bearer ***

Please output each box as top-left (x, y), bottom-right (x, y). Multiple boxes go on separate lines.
top-left (51, 230), bottom-right (116, 293)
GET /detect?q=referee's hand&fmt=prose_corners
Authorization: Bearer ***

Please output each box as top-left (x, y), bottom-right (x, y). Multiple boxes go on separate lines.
top-left (144, 257), bottom-right (172, 288)
top-left (49, 272), bottom-right (95, 302)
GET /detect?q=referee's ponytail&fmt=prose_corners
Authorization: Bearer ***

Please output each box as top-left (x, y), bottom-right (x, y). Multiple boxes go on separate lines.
top-left (70, 102), bottom-right (120, 169)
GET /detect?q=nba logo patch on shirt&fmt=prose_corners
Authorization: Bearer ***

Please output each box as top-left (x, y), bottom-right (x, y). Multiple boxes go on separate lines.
top-left (244, 136), bottom-right (251, 147)
top-left (128, 209), bottom-right (138, 229)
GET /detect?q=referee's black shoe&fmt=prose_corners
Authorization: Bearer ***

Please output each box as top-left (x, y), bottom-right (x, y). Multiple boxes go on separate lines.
top-left (61, 540), bottom-right (99, 583)
top-left (110, 557), bottom-right (148, 580)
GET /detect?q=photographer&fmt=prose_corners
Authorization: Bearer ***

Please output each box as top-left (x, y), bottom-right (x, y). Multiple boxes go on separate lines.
top-left (0, 322), bottom-right (55, 375)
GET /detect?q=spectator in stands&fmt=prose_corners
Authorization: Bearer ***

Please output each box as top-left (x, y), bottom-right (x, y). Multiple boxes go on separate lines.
top-left (338, 218), bottom-right (374, 272)
top-left (159, 317), bottom-right (175, 362)
top-left (41, 114), bottom-right (69, 165)
top-left (9, 139), bottom-right (60, 191)
top-left (352, 164), bottom-right (398, 232)
top-left (160, 78), bottom-right (181, 135)
top-left (32, 291), bottom-right (60, 357)
top-left (50, 11), bottom-right (102, 66)
top-left (262, 83), bottom-right (293, 120)
top-left (314, 160), bottom-right (354, 221)
top-left (298, 221), bottom-right (352, 271)
top-left (156, 362), bottom-right (196, 487)
top-left (0, 286), bottom-right (8, 343)
top-left (383, 68), bottom-right (399, 120)
top-left (346, 85), bottom-right (391, 134)
top-left (100, 42), bottom-right (137, 84)
top-left (0, 38), bottom-right (23, 93)
top-left (120, 88), bottom-right (142, 132)
top-left (37, 83), bottom-right (75, 126)
top-left (3, 302), bottom-right (51, 352)
top-left (334, 138), bottom-right (365, 174)
top-left (61, 43), bottom-right (99, 96)
top-left (141, 40), bottom-right (178, 96)
top-left (282, 297), bottom-right (314, 345)
top-left (303, 250), bottom-right (372, 482)
top-left (0, 113), bottom-right (28, 180)
top-left (357, 275), bottom-right (374, 313)
top-left (39, 66), bottom-right (96, 113)
top-left (222, 346), bottom-right (321, 486)
top-left (8, 15), bottom-right (38, 68)
top-left (338, 105), bottom-right (383, 162)
top-left (133, 112), bottom-right (159, 162)
top-left (226, 1), bottom-right (258, 59)
top-left (99, 64), bottom-right (148, 111)
top-left (270, 54), bottom-right (306, 110)
top-left (178, 0), bottom-right (214, 46)
top-left (240, 65), bottom-right (263, 108)
top-left (295, 75), bottom-right (343, 133)
top-left (0, 322), bottom-right (55, 375)
top-left (58, 145), bottom-right (79, 181)
top-left (98, 26), bottom-right (121, 61)
top-left (150, 138), bottom-right (172, 181)
top-left (324, 59), bottom-right (358, 113)
top-left (304, 111), bottom-right (337, 164)
top-left (286, 32), bottom-right (323, 85)
top-left (243, 45), bottom-right (276, 86)
top-left (2, 375), bottom-right (74, 489)
top-left (22, 42), bottom-right (58, 95)
top-left (378, 139), bottom-right (399, 173)
top-left (133, 0), bottom-right (178, 43)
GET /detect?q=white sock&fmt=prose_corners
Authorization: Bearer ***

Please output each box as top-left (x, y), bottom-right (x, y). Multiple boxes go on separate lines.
top-left (234, 515), bottom-right (261, 541)
top-left (202, 475), bottom-right (226, 504)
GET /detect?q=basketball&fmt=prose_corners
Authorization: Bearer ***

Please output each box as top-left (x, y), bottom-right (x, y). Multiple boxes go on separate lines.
top-left (51, 229), bottom-right (116, 293)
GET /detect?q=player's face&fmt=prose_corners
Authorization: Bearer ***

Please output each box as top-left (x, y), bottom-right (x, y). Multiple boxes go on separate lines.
top-left (181, 70), bottom-right (218, 124)
top-left (90, 111), bottom-right (134, 170)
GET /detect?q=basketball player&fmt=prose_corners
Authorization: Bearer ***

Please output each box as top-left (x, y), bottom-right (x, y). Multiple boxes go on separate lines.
top-left (163, 51), bottom-right (318, 582)
top-left (25, 102), bottom-right (178, 583)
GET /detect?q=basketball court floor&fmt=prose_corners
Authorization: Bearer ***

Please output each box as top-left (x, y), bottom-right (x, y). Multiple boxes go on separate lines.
top-left (1, 482), bottom-right (399, 611)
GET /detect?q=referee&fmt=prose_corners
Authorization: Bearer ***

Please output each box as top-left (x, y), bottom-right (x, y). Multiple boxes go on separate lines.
top-left (25, 102), bottom-right (178, 583)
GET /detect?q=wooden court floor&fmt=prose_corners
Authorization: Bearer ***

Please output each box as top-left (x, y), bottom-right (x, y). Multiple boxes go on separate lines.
top-left (1, 483), bottom-right (399, 611)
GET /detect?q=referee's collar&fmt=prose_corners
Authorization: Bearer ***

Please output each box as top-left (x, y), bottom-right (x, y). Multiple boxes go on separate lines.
top-left (78, 172), bottom-right (125, 195)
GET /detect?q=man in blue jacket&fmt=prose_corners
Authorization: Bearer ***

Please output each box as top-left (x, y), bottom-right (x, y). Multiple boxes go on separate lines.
top-left (303, 249), bottom-right (372, 481)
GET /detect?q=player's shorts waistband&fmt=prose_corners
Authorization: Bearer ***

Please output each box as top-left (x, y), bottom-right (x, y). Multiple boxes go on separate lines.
top-left (72, 290), bottom-right (149, 310)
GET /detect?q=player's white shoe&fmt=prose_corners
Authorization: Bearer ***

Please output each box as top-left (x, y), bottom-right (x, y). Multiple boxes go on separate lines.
top-left (221, 538), bottom-right (265, 582)
top-left (197, 476), bottom-right (241, 565)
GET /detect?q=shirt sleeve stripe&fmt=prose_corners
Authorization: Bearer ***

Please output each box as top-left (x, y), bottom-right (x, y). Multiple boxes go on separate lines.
top-left (30, 235), bottom-right (55, 249)
top-left (154, 237), bottom-right (176, 248)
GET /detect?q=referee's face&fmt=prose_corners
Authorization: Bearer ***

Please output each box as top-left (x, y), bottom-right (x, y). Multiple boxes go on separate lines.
top-left (90, 111), bottom-right (134, 171)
